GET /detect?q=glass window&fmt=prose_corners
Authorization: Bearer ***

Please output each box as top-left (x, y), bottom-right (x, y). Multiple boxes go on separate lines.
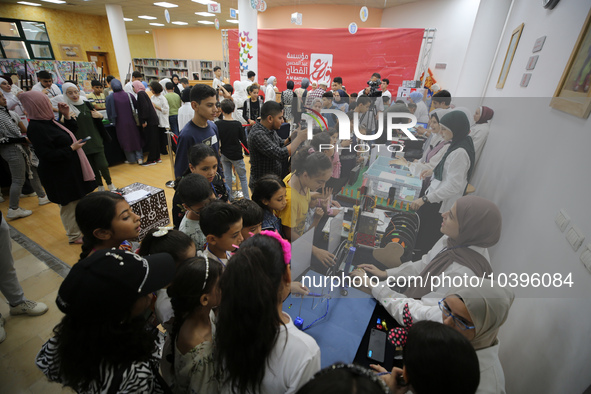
top-left (21, 21), bottom-right (49, 41)
top-left (0, 22), bottom-right (20, 38)
top-left (31, 43), bottom-right (52, 59)
top-left (1, 40), bottom-right (30, 59)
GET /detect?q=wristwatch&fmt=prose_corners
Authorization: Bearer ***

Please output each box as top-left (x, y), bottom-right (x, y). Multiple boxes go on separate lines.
top-left (422, 195), bottom-right (430, 203)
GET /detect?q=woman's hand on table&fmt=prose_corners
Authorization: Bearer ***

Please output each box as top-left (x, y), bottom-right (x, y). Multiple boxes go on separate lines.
top-left (312, 246), bottom-right (335, 268)
top-left (290, 281), bottom-right (310, 296)
top-left (357, 264), bottom-right (388, 281)
top-left (370, 365), bottom-right (409, 394)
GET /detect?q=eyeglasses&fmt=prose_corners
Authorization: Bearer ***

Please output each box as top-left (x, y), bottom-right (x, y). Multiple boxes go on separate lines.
top-left (439, 299), bottom-right (475, 330)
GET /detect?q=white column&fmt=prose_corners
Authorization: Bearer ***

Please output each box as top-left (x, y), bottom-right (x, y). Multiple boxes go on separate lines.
top-left (105, 4), bottom-right (133, 82)
top-left (238, 0), bottom-right (257, 81)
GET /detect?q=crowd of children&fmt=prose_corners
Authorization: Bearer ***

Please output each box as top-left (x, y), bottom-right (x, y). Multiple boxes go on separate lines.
top-left (1, 69), bottom-right (507, 394)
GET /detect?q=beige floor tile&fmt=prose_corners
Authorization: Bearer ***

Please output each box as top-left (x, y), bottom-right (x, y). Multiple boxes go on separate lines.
top-left (0, 336), bottom-right (46, 393)
top-left (29, 377), bottom-right (75, 394)
top-left (17, 270), bottom-right (62, 302)
top-left (11, 246), bottom-right (29, 261)
top-left (0, 290), bottom-right (62, 355)
top-left (14, 253), bottom-right (51, 283)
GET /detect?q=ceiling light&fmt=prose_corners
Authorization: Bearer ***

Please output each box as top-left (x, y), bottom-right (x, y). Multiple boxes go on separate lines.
top-left (138, 15), bottom-right (157, 20)
top-left (197, 20), bottom-right (214, 24)
top-left (17, 1), bottom-right (42, 6)
top-left (154, 2), bottom-right (178, 7)
top-left (123, 18), bottom-right (133, 21)
top-left (145, 30), bottom-right (150, 33)
top-left (171, 21), bottom-right (188, 25)
top-left (191, 0), bottom-right (214, 4)
top-left (195, 12), bottom-right (215, 17)
top-left (40, 0), bottom-right (66, 3)
top-left (149, 22), bottom-right (165, 26)
top-left (226, 19), bottom-right (239, 23)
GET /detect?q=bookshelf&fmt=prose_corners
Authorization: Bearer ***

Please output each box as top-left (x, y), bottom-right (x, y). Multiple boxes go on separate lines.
top-left (133, 58), bottom-right (224, 81)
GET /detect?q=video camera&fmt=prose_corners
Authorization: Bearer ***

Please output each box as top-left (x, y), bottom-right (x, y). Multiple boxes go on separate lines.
top-left (367, 77), bottom-right (382, 98)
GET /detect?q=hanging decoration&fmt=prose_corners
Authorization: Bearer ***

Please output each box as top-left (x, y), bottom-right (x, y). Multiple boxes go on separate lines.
top-left (164, 9), bottom-right (170, 23)
top-left (360, 6), bottom-right (369, 22)
top-left (348, 22), bottom-right (358, 34)
top-left (238, 31), bottom-right (254, 72)
top-left (291, 12), bottom-right (303, 25)
top-left (215, 18), bottom-right (220, 30)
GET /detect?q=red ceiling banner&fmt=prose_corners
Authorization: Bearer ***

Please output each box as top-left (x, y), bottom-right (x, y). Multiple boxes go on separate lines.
top-left (229, 28), bottom-right (424, 94)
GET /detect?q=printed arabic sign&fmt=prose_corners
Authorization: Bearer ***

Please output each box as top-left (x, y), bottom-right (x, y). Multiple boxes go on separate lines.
top-left (208, 2), bottom-right (221, 13)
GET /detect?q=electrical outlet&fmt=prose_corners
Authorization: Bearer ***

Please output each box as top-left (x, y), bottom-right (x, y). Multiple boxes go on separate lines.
top-left (565, 226), bottom-right (585, 252)
top-left (555, 209), bottom-right (570, 232)
top-left (580, 244), bottom-right (591, 274)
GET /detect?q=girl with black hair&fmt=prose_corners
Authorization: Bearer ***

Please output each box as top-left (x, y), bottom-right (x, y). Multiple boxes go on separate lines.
top-left (75, 191), bottom-right (140, 259)
top-left (171, 144), bottom-right (229, 228)
top-left (252, 174), bottom-right (287, 237)
top-left (215, 232), bottom-right (320, 394)
top-left (138, 228), bottom-right (197, 328)
top-left (277, 145), bottom-right (337, 267)
top-left (161, 255), bottom-right (223, 393)
top-left (281, 80), bottom-right (295, 122)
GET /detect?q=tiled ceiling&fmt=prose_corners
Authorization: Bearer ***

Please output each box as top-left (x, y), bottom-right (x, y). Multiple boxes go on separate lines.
top-left (1, 0), bottom-right (417, 33)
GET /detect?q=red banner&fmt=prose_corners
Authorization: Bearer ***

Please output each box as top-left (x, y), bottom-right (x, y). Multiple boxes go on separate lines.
top-left (229, 28), bottom-right (424, 94)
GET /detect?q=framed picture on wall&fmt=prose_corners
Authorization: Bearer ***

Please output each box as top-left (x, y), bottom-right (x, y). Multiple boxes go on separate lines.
top-left (550, 8), bottom-right (591, 119)
top-left (496, 23), bottom-right (525, 89)
top-left (58, 44), bottom-right (84, 61)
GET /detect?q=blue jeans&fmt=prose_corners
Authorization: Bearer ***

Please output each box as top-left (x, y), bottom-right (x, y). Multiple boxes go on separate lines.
top-left (124, 150), bottom-right (143, 163)
top-left (169, 115), bottom-right (179, 136)
top-left (221, 155), bottom-right (249, 199)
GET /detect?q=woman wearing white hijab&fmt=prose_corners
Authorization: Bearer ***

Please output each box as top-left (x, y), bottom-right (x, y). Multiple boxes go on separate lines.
top-left (62, 82), bottom-right (115, 191)
top-left (231, 80), bottom-right (248, 124)
top-left (0, 77), bottom-right (27, 126)
top-left (264, 76), bottom-right (277, 103)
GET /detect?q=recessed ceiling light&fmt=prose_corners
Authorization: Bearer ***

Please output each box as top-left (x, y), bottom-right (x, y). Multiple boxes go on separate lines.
top-left (138, 15), bottom-right (157, 20)
top-left (226, 19), bottom-right (239, 23)
top-left (171, 21), bottom-right (188, 25)
top-left (40, 0), bottom-right (66, 4)
top-left (145, 30), bottom-right (150, 33)
top-left (195, 12), bottom-right (215, 17)
top-left (123, 18), bottom-right (133, 21)
top-left (154, 2), bottom-right (178, 7)
top-left (149, 22), bottom-right (165, 26)
top-left (191, 0), bottom-right (214, 4)
top-left (197, 20), bottom-right (214, 24)
top-left (17, 1), bottom-right (42, 6)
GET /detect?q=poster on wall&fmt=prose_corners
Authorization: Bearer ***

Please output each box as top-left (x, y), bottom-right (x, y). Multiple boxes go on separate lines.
top-left (228, 28), bottom-right (424, 94)
top-left (27, 60), bottom-right (61, 83)
top-left (0, 59), bottom-right (26, 76)
top-left (58, 44), bottom-right (84, 61)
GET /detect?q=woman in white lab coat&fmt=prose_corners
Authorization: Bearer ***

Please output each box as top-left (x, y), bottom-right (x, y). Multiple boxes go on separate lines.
top-left (410, 110), bottom-right (476, 258)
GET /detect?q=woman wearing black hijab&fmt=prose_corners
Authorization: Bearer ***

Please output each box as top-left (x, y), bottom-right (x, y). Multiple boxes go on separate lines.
top-left (410, 110), bottom-right (476, 258)
top-left (171, 74), bottom-right (182, 97)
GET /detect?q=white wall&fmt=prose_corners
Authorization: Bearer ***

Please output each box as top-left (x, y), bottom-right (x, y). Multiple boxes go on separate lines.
top-left (466, 0), bottom-right (591, 392)
top-left (380, 0), bottom-right (481, 93)
top-left (455, 0), bottom-right (512, 97)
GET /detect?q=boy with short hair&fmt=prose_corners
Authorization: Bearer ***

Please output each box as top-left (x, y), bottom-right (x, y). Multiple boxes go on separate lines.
top-left (216, 99), bottom-right (249, 200)
top-left (31, 70), bottom-right (62, 112)
top-left (179, 77), bottom-right (190, 91)
top-left (104, 75), bottom-right (115, 96)
top-left (231, 199), bottom-right (263, 240)
top-left (212, 66), bottom-right (223, 91)
top-left (321, 91), bottom-right (337, 128)
top-left (177, 173), bottom-right (217, 250)
top-left (200, 201), bottom-right (244, 265)
top-left (242, 84), bottom-right (263, 125)
top-left (87, 80), bottom-right (106, 110)
top-left (177, 87), bottom-right (194, 131)
top-left (174, 84), bottom-right (223, 179)
top-left (124, 71), bottom-right (143, 97)
top-left (164, 82), bottom-right (182, 136)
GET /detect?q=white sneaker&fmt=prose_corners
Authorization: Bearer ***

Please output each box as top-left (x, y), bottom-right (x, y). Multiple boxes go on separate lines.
top-left (9, 300), bottom-right (48, 316)
top-left (6, 208), bottom-right (33, 219)
top-left (20, 192), bottom-right (37, 197)
top-left (0, 315), bottom-right (6, 343)
top-left (0, 195), bottom-right (5, 203)
top-left (38, 196), bottom-right (50, 205)
top-left (107, 184), bottom-right (117, 191)
top-left (138, 159), bottom-right (144, 165)
top-left (98, 185), bottom-right (105, 191)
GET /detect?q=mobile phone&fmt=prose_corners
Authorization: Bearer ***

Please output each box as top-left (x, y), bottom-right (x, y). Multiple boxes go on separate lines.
top-left (80, 136), bottom-right (92, 142)
top-left (300, 119), bottom-right (308, 129)
top-left (367, 328), bottom-right (387, 363)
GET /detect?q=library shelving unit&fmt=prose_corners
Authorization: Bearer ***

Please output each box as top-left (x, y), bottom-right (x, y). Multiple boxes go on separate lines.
top-left (133, 58), bottom-right (225, 81)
